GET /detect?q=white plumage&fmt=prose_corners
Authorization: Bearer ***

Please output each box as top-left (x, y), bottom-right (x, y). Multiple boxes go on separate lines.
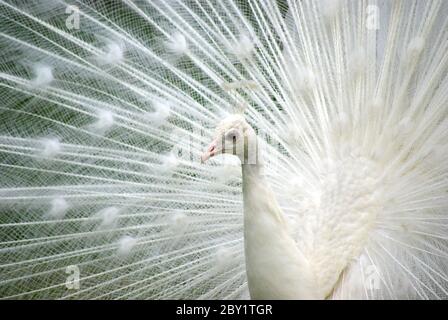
top-left (0, 0), bottom-right (447, 299)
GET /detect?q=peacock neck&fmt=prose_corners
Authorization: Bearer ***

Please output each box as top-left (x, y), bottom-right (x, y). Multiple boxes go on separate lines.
top-left (241, 131), bottom-right (262, 209)
top-left (240, 133), bottom-right (282, 223)
top-left (241, 164), bottom-right (262, 192)
top-left (242, 163), bottom-right (261, 211)
top-left (240, 162), bottom-right (321, 299)
top-left (241, 162), bottom-right (285, 227)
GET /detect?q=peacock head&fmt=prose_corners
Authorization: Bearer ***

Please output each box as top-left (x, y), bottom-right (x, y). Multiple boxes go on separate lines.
top-left (201, 114), bottom-right (257, 164)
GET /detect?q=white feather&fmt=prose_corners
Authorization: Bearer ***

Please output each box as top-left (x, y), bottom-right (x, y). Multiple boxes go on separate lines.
top-left (229, 34), bottom-right (256, 59)
top-left (145, 101), bottom-right (171, 126)
top-left (166, 32), bottom-right (188, 54)
top-left (90, 110), bottom-right (114, 134)
top-left (117, 235), bottom-right (138, 257)
top-left (46, 197), bottom-right (69, 219)
top-left (97, 207), bottom-right (120, 229)
top-left (97, 41), bottom-right (124, 65)
top-left (40, 137), bottom-right (61, 158)
top-left (30, 64), bottom-right (53, 87)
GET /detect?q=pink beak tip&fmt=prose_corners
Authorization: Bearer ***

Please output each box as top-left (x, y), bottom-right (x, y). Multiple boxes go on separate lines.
top-left (200, 142), bottom-right (217, 163)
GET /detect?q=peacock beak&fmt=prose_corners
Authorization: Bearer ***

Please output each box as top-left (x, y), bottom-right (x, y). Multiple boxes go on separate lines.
top-left (201, 140), bottom-right (218, 163)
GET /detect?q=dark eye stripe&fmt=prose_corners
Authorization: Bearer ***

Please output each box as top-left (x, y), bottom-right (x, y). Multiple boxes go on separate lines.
top-left (225, 130), bottom-right (238, 140)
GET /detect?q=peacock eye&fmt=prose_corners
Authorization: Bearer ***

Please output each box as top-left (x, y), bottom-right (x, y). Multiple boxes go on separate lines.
top-left (225, 129), bottom-right (239, 141)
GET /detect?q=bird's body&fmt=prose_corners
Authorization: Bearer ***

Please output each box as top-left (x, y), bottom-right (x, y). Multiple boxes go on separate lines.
top-left (205, 117), bottom-right (381, 299)
top-left (0, 0), bottom-right (447, 299)
top-left (242, 163), bottom-right (320, 299)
